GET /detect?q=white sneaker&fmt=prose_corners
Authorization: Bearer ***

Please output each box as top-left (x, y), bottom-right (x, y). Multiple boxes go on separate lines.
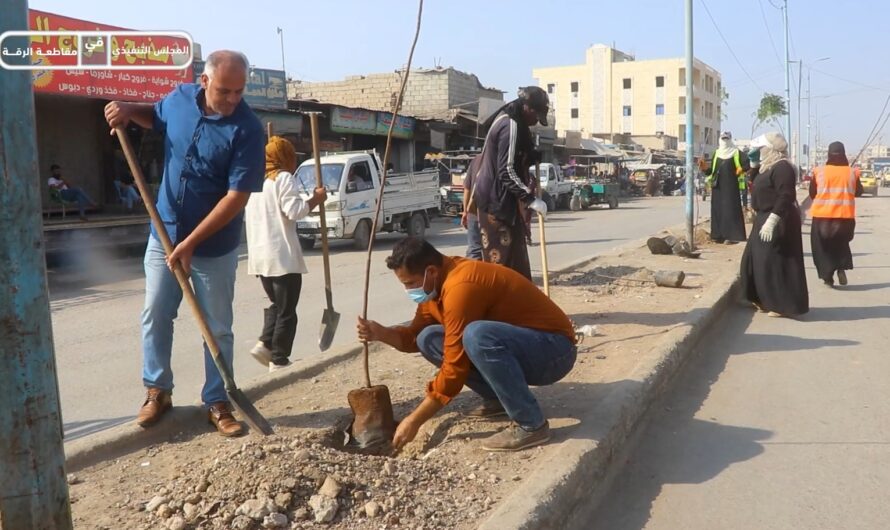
top-left (250, 342), bottom-right (272, 366)
top-left (268, 361), bottom-right (291, 373)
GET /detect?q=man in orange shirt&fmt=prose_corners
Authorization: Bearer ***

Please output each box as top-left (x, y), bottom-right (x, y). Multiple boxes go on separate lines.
top-left (357, 237), bottom-right (577, 452)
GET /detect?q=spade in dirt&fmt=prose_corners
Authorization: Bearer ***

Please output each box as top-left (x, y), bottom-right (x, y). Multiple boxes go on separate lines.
top-left (308, 113), bottom-right (340, 351)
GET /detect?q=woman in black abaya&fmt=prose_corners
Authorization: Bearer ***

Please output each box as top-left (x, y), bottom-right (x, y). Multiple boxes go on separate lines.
top-left (740, 132), bottom-right (809, 317)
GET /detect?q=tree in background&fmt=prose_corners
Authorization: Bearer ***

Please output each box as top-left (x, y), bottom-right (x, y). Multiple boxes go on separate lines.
top-left (751, 93), bottom-right (788, 137)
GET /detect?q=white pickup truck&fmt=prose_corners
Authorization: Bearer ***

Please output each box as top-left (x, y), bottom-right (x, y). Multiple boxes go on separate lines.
top-left (293, 151), bottom-right (440, 250)
top-left (529, 162), bottom-right (573, 210)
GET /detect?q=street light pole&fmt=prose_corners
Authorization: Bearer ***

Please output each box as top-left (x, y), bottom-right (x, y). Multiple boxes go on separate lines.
top-left (276, 27), bottom-right (286, 75)
top-left (685, 0), bottom-right (695, 249)
top-left (783, 0), bottom-right (793, 171)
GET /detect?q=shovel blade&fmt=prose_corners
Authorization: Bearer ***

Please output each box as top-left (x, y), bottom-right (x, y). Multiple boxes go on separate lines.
top-left (227, 388), bottom-right (274, 436)
top-left (319, 308), bottom-right (341, 351)
top-left (347, 385), bottom-right (396, 451)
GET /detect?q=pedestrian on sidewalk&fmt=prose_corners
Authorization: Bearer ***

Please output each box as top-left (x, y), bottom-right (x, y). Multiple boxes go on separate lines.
top-left (705, 131), bottom-right (750, 244)
top-left (740, 132), bottom-right (809, 317)
top-left (246, 136), bottom-right (327, 372)
top-left (47, 164), bottom-right (97, 221)
top-left (472, 86), bottom-right (549, 280)
top-left (104, 50), bottom-right (265, 437)
top-left (461, 154), bottom-right (483, 260)
top-left (356, 237), bottom-right (577, 452)
top-left (809, 141), bottom-right (862, 286)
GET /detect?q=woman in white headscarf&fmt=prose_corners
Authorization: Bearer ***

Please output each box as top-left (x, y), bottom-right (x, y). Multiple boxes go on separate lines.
top-left (740, 132), bottom-right (809, 317)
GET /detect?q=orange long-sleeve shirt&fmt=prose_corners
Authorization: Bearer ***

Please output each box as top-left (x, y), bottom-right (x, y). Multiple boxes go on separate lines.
top-left (394, 256), bottom-right (576, 406)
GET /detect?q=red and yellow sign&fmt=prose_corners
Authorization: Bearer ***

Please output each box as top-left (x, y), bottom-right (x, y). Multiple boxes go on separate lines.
top-left (28, 10), bottom-right (192, 102)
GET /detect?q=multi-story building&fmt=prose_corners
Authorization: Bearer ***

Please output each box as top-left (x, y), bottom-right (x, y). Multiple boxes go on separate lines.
top-left (533, 44), bottom-right (723, 155)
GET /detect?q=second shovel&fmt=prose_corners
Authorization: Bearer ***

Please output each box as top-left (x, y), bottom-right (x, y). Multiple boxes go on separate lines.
top-left (308, 112), bottom-right (340, 350)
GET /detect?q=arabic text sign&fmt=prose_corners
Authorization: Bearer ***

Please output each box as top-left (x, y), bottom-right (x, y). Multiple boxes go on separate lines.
top-left (193, 61), bottom-right (287, 110)
top-left (376, 112), bottom-right (415, 140)
top-left (0, 10), bottom-right (194, 103)
top-left (330, 107), bottom-right (377, 135)
top-left (0, 31), bottom-right (193, 70)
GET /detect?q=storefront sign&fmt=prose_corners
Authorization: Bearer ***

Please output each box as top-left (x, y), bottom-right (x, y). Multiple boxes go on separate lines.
top-left (330, 107), bottom-right (376, 135)
top-left (26, 10), bottom-right (192, 102)
top-left (376, 112), bottom-right (415, 140)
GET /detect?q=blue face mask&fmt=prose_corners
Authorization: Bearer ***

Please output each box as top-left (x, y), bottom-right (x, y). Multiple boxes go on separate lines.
top-left (405, 270), bottom-right (437, 304)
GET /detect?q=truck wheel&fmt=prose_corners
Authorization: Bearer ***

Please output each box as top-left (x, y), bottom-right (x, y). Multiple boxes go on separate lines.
top-left (353, 219), bottom-right (371, 250)
top-left (299, 237), bottom-right (315, 251)
top-left (407, 212), bottom-right (426, 239)
top-left (608, 196), bottom-right (619, 209)
top-left (543, 193), bottom-right (556, 212)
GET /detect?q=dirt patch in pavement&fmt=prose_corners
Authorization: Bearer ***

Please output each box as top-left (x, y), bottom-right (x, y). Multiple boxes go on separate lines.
top-left (69, 228), bottom-right (743, 530)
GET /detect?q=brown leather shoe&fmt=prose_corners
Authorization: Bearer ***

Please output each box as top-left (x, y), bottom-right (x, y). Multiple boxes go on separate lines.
top-left (208, 402), bottom-right (244, 437)
top-left (136, 387), bottom-right (172, 428)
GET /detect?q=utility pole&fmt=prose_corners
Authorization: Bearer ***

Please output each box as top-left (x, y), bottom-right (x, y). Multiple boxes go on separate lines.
top-left (684, 0), bottom-right (695, 249)
top-left (782, 0), bottom-right (793, 174)
top-left (806, 67), bottom-right (812, 170)
top-left (0, 0), bottom-right (73, 528)
top-left (276, 27), bottom-right (286, 75)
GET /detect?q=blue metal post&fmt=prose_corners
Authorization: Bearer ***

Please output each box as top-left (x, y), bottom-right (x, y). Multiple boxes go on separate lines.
top-left (685, 0), bottom-right (695, 248)
top-left (0, 0), bottom-right (74, 527)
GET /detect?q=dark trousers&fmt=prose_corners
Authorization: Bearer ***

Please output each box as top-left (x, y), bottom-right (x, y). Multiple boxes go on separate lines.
top-left (259, 273), bottom-right (302, 365)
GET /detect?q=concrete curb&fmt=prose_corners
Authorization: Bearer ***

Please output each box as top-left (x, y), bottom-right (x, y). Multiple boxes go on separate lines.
top-left (479, 266), bottom-right (741, 530)
top-left (64, 341), bottom-right (374, 472)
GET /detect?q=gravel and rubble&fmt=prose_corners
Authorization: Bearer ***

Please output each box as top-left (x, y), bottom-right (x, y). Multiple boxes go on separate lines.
top-left (69, 227), bottom-right (741, 530)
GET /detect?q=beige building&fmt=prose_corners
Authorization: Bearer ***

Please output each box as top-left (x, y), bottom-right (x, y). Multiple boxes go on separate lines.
top-left (533, 44), bottom-right (722, 154)
top-left (287, 67), bottom-right (503, 120)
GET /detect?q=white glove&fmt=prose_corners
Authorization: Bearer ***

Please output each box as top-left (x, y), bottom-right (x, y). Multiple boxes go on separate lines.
top-left (528, 198), bottom-right (548, 219)
top-left (759, 213), bottom-right (781, 242)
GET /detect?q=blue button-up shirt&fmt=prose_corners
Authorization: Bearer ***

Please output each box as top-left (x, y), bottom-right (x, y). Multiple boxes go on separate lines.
top-left (152, 83), bottom-right (264, 257)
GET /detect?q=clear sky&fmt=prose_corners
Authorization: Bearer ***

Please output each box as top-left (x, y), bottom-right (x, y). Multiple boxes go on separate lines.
top-left (28, 0), bottom-right (890, 154)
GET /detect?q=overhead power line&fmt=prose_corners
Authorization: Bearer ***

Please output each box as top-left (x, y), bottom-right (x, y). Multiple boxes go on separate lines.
top-left (699, 0), bottom-right (765, 92)
top-left (757, 0), bottom-right (783, 68)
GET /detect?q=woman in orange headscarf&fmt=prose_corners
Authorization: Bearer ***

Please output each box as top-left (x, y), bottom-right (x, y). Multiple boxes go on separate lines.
top-left (244, 136), bottom-right (327, 371)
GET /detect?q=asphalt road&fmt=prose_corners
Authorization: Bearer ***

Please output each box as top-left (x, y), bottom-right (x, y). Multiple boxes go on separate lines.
top-left (47, 196), bottom-right (695, 442)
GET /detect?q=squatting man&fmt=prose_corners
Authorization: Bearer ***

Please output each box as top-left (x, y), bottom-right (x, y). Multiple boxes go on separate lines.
top-left (357, 237), bottom-right (577, 452)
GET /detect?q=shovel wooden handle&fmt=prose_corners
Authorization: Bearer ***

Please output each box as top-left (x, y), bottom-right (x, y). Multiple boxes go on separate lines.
top-left (534, 163), bottom-right (550, 297)
top-left (309, 114), bottom-right (334, 296)
top-left (115, 127), bottom-right (235, 389)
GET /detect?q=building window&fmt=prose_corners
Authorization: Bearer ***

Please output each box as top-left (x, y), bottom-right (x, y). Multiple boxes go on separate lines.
top-left (623, 106), bottom-right (632, 117)
top-left (679, 97), bottom-right (686, 114)
top-left (679, 68), bottom-right (686, 86)
top-left (656, 76), bottom-right (665, 88)
top-left (571, 108), bottom-right (579, 118)
top-left (623, 78), bottom-right (632, 89)
top-left (570, 81), bottom-right (579, 92)
top-left (547, 83), bottom-right (555, 94)
top-left (655, 104), bottom-right (665, 115)
top-left (679, 124), bottom-right (686, 139)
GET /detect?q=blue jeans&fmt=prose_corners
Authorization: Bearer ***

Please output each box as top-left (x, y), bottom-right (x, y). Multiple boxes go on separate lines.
top-left (60, 187), bottom-right (94, 217)
top-left (115, 181), bottom-right (141, 210)
top-left (142, 236), bottom-right (238, 405)
top-left (466, 213), bottom-right (483, 260)
top-left (417, 321), bottom-right (577, 430)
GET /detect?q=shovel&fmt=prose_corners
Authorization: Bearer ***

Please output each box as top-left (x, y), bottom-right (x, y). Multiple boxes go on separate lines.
top-left (535, 163), bottom-right (551, 297)
top-left (115, 126), bottom-right (273, 436)
top-left (307, 113), bottom-right (340, 351)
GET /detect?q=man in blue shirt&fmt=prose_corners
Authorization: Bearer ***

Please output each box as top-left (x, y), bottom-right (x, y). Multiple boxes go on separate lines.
top-left (105, 50), bottom-right (264, 437)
